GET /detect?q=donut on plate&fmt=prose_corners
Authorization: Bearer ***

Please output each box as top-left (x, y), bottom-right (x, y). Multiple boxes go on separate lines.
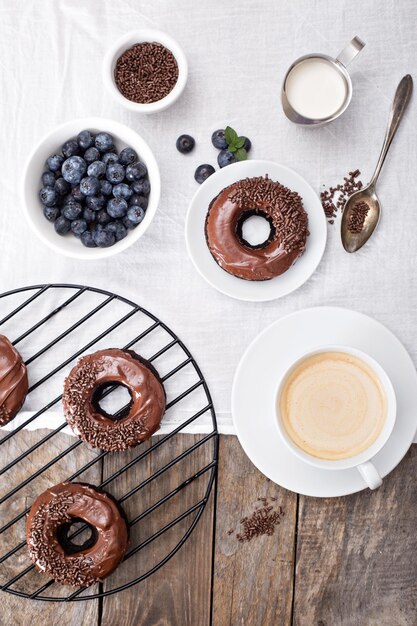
top-left (205, 175), bottom-right (309, 281)
top-left (62, 348), bottom-right (166, 451)
top-left (0, 335), bottom-right (28, 426)
top-left (26, 482), bottom-right (128, 587)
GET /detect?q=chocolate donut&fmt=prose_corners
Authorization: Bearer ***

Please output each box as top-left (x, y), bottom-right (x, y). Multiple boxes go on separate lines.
top-left (63, 348), bottom-right (166, 451)
top-left (205, 175), bottom-right (309, 281)
top-left (26, 482), bottom-right (128, 587)
top-left (0, 335), bottom-right (28, 426)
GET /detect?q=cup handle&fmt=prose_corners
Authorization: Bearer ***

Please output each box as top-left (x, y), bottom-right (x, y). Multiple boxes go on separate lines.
top-left (336, 36), bottom-right (366, 68)
top-left (357, 461), bottom-right (382, 490)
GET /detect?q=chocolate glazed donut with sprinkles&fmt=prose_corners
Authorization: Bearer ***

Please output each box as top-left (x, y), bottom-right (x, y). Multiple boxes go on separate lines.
top-left (26, 482), bottom-right (128, 587)
top-left (62, 348), bottom-right (166, 451)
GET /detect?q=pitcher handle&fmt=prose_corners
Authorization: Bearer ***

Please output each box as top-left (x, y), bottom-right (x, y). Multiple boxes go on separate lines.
top-left (336, 36), bottom-right (366, 68)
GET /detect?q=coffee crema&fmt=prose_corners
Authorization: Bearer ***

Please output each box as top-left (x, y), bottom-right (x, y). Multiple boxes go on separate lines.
top-left (279, 351), bottom-right (387, 460)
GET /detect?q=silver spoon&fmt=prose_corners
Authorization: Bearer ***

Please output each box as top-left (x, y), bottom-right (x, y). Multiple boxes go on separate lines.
top-left (341, 74), bottom-right (413, 252)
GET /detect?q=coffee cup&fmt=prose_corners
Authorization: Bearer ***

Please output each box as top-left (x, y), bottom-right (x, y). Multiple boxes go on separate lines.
top-left (275, 346), bottom-right (396, 489)
top-left (281, 36), bottom-right (365, 126)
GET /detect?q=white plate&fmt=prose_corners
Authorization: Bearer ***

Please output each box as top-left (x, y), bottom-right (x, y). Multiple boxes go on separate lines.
top-left (232, 307), bottom-right (417, 497)
top-left (185, 160), bottom-right (327, 302)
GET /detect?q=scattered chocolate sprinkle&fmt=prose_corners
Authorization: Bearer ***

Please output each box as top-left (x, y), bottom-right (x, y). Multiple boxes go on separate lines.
top-left (229, 175), bottom-right (309, 254)
top-left (229, 497), bottom-right (284, 543)
top-left (320, 170), bottom-right (363, 222)
top-left (115, 42), bottom-right (179, 104)
top-left (347, 200), bottom-right (370, 233)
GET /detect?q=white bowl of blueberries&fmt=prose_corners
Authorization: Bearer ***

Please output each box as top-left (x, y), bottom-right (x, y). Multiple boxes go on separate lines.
top-left (22, 117), bottom-right (160, 260)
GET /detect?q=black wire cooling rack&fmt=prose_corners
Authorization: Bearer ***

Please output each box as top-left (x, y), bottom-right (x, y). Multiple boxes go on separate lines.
top-left (0, 284), bottom-right (218, 602)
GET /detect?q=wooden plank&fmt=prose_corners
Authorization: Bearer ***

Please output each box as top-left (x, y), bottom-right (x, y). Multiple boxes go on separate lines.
top-left (293, 445), bottom-right (417, 626)
top-left (212, 436), bottom-right (298, 626)
top-left (101, 433), bottom-right (215, 626)
top-left (0, 429), bottom-right (99, 625)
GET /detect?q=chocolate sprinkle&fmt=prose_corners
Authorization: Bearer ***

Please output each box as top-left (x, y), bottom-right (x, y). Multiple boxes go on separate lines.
top-left (229, 175), bottom-right (309, 254)
top-left (229, 497), bottom-right (285, 543)
top-left (114, 42), bottom-right (179, 104)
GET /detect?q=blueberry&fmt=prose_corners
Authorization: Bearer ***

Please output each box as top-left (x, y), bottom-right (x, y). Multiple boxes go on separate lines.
top-left (242, 137), bottom-right (251, 152)
top-left (125, 162), bottom-right (147, 181)
top-left (80, 176), bottom-right (100, 197)
top-left (130, 178), bottom-right (150, 195)
top-left (42, 171), bottom-right (56, 187)
top-left (39, 186), bottom-right (58, 207)
top-left (46, 154), bottom-right (64, 172)
top-left (71, 219), bottom-right (87, 237)
top-left (87, 160), bottom-right (106, 178)
top-left (106, 220), bottom-right (128, 241)
top-left (211, 129), bottom-right (228, 150)
top-left (194, 164), bottom-right (215, 184)
top-left (129, 194), bottom-right (148, 210)
top-left (96, 209), bottom-right (112, 225)
top-left (83, 208), bottom-right (96, 223)
top-left (127, 205), bottom-right (145, 225)
top-left (86, 194), bottom-right (106, 211)
top-left (100, 179), bottom-right (112, 196)
top-left (102, 152), bottom-right (119, 166)
top-left (217, 150), bottom-right (236, 168)
top-left (95, 132), bottom-right (114, 153)
top-left (54, 215), bottom-right (71, 235)
top-left (93, 225), bottom-right (115, 247)
top-left (62, 138), bottom-right (80, 158)
top-left (55, 177), bottom-right (70, 196)
top-left (43, 206), bottom-right (60, 222)
top-left (119, 147), bottom-right (138, 165)
top-left (176, 134), bottom-right (195, 154)
top-left (84, 147), bottom-right (100, 164)
top-left (71, 185), bottom-right (84, 202)
top-left (106, 163), bottom-right (125, 184)
top-left (107, 197), bottom-right (128, 218)
top-left (62, 202), bottom-right (83, 220)
top-left (113, 183), bottom-right (132, 200)
top-left (77, 130), bottom-right (95, 150)
top-left (81, 230), bottom-right (97, 247)
top-left (123, 215), bottom-right (137, 230)
top-left (62, 156), bottom-right (87, 184)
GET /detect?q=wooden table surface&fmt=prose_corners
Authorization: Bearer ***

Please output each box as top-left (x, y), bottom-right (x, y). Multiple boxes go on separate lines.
top-left (2, 432), bottom-right (417, 626)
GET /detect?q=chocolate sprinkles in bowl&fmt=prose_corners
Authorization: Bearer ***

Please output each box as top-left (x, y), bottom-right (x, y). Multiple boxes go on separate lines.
top-left (115, 42), bottom-right (179, 104)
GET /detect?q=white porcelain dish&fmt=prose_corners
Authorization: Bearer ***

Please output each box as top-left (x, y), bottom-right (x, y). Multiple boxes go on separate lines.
top-left (103, 29), bottom-right (188, 113)
top-left (185, 160), bottom-right (327, 302)
top-left (22, 117), bottom-right (160, 260)
top-left (232, 307), bottom-right (417, 497)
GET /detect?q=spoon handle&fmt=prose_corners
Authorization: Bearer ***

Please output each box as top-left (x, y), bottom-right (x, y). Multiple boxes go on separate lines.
top-left (370, 75), bottom-right (413, 186)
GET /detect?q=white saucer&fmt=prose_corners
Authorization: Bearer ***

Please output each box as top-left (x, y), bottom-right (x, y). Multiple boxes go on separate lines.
top-left (185, 160), bottom-right (327, 302)
top-left (232, 307), bottom-right (417, 497)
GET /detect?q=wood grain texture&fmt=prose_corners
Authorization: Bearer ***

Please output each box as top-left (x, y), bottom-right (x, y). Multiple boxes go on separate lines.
top-left (101, 433), bottom-right (216, 626)
top-left (0, 429), bottom-right (100, 625)
top-left (212, 436), bottom-right (298, 626)
top-left (293, 446), bottom-right (417, 626)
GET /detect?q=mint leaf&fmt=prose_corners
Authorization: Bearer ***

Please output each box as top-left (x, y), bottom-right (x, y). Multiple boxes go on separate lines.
top-left (224, 126), bottom-right (238, 146)
top-left (235, 137), bottom-right (246, 149)
top-left (228, 145), bottom-right (237, 153)
top-left (235, 148), bottom-right (247, 161)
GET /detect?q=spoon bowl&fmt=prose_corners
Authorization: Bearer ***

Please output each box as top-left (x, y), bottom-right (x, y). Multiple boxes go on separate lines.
top-left (341, 185), bottom-right (380, 252)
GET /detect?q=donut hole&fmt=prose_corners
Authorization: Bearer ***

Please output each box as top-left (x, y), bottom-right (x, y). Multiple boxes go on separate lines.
top-left (236, 211), bottom-right (275, 249)
top-left (57, 517), bottom-right (98, 554)
top-left (92, 382), bottom-right (133, 421)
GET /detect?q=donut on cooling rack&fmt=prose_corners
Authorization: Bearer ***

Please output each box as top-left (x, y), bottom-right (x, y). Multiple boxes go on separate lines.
top-left (205, 175), bottom-right (309, 281)
top-left (62, 348), bottom-right (166, 451)
top-left (26, 482), bottom-right (128, 587)
top-left (0, 334), bottom-right (28, 426)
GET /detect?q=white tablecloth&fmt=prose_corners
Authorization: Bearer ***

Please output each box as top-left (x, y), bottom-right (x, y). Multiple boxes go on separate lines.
top-left (1, 0), bottom-right (417, 436)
